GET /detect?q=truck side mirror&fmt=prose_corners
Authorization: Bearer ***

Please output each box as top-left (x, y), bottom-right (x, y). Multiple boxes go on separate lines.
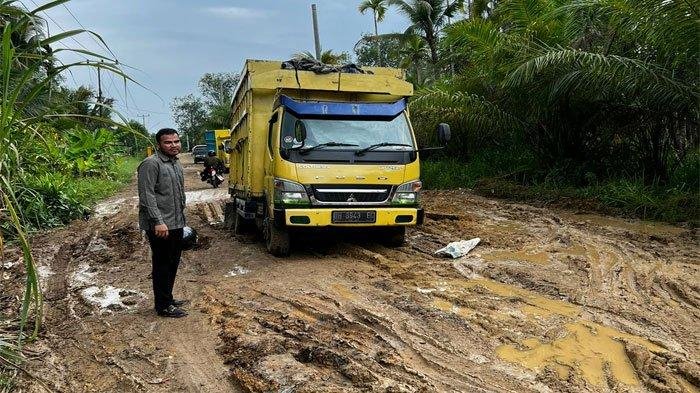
top-left (294, 120), bottom-right (307, 142)
top-left (437, 123), bottom-right (451, 145)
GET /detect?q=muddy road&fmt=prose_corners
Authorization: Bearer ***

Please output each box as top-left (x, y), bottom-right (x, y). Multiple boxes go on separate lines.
top-left (2, 155), bottom-right (698, 392)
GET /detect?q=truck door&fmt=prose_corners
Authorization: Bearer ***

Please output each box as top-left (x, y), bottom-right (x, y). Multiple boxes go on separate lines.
top-left (264, 108), bottom-right (283, 208)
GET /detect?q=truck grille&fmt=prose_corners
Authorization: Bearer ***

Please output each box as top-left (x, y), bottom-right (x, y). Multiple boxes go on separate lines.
top-left (311, 186), bottom-right (391, 204)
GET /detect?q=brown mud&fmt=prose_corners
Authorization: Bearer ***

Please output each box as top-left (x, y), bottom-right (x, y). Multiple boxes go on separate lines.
top-left (1, 155), bottom-right (697, 392)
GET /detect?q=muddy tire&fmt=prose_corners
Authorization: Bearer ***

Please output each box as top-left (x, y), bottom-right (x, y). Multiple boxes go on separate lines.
top-left (384, 226), bottom-right (406, 247)
top-left (225, 199), bottom-right (252, 235)
top-left (233, 209), bottom-right (252, 235)
top-left (223, 201), bottom-right (236, 230)
top-left (263, 217), bottom-right (291, 257)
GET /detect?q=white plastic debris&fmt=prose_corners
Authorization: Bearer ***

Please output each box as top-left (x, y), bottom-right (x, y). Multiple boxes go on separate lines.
top-left (435, 238), bottom-right (481, 258)
top-left (225, 266), bottom-right (250, 277)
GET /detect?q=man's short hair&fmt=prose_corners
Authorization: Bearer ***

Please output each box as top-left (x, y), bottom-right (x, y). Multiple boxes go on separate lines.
top-left (155, 128), bottom-right (179, 143)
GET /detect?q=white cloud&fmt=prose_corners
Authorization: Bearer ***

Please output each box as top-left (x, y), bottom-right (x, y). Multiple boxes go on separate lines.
top-left (202, 6), bottom-right (265, 19)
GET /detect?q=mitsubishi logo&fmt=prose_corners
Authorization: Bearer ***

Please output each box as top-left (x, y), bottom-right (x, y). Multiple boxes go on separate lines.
top-left (347, 194), bottom-right (357, 202)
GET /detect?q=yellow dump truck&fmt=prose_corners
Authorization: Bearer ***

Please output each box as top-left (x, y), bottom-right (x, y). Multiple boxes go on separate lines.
top-left (204, 129), bottom-right (232, 172)
top-left (224, 60), bottom-right (450, 256)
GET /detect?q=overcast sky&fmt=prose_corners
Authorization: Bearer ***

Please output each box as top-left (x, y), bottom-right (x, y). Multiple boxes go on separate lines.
top-left (42, 0), bottom-right (409, 132)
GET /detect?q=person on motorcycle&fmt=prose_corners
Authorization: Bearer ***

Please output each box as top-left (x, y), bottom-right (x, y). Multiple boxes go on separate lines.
top-left (201, 150), bottom-right (224, 181)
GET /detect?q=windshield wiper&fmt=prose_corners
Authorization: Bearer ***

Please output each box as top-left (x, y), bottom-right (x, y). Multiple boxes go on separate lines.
top-left (298, 142), bottom-right (358, 155)
top-left (354, 143), bottom-right (413, 156)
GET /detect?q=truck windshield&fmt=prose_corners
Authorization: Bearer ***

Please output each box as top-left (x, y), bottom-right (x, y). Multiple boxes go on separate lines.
top-left (282, 112), bottom-right (414, 151)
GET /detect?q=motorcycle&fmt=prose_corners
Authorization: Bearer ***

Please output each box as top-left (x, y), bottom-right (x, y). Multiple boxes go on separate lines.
top-left (203, 167), bottom-right (224, 188)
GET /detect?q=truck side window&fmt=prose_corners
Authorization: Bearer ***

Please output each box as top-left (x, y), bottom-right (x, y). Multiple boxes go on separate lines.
top-left (268, 112), bottom-right (279, 154)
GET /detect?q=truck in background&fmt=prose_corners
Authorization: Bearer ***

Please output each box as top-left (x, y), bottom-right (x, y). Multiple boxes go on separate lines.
top-left (224, 60), bottom-right (450, 256)
top-left (204, 129), bottom-right (231, 172)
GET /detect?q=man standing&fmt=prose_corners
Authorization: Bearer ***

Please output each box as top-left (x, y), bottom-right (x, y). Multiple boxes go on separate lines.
top-left (138, 128), bottom-right (188, 318)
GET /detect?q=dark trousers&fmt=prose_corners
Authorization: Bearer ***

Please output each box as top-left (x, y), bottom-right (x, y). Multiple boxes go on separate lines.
top-left (146, 228), bottom-right (183, 311)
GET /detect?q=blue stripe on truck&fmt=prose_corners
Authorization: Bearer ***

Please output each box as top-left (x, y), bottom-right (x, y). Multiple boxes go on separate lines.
top-left (280, 96), bottom-right (406, 118)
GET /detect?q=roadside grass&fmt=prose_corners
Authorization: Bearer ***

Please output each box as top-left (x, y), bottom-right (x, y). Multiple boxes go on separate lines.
top-left (422, 155), bottom-right (700, 224)
top-left (10, 156), bottom-right (142, 233)
top-left (72, 156), bottom-right (141, 207)
top-left (0, 371), bottom-right (17, 393)
top-left (0, 336), bottom-right (20, 393)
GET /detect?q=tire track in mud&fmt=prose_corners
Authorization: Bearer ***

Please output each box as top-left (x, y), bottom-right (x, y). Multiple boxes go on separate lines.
top-left (20, 163), bottom-right (242, 393)
top-left (410, 192), bottom-right (698, 391)
top-left (204, 187), bottom-right (698, 392)
top-left (15, 166), bottom-right (698, 392)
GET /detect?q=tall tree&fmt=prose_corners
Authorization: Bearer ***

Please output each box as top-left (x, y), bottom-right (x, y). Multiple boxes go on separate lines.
top-left (388, 0), bottom-right (463, 63)
top-left (355, 34), bottom-right (403, 67)
top-left (198, 72), bottom-right (240, 129)
top-left (170, 94), bottom-right (206, 151)
top-left (398, 35), bottom-right (430, 85)
top-left (198, 72), bottom-right (240, 110)
top-left (359, 0), bottom-right (388, 64)
top-left (411, 0), bottom-right (698, 182)
top-left (359, 0), bottom-right (387, 37)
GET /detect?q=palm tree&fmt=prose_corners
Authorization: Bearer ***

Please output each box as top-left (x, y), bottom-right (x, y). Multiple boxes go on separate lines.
top-left (359, 0), bottom-right (388, 65)
top-left (359, 0), bottom-right (387, 37)
top-left (398, 35), bottom-right (429, 85)
top-left (388, 0), bottom-right (463, 64)
top-left (411, 0), bottom-right (698, 181)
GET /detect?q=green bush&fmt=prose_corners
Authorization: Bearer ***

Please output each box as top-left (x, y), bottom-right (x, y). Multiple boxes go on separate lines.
top-left (422, 152), bottom-right (700, 223)
top-left (421, 147), bottom-right (535, 189)
top-left (11, 156), bottom-right (140, 231)
top-left (17, 173), bottom-right (86, 227)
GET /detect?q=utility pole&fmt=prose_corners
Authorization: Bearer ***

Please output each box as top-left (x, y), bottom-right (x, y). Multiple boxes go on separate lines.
top-left (311, 4), bottom-right (322, 61)
top-left (97, 60), bottom-right (103, 119)
top-left (186, 113), bottom-right (193, 152)
top-left (136, 114), bottom-right (149, 156)
top-left (138, 113), bottom-right (150, 129)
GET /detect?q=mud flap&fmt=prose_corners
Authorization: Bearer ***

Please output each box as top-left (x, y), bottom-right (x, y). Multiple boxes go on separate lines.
top-left (273, 208), bottom-right (286, 229)
top-left (223, 201), bottom-right (236, 230)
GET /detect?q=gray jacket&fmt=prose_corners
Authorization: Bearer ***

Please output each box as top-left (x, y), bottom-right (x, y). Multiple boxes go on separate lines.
top-left (137, 150), bottom-right (186, 231)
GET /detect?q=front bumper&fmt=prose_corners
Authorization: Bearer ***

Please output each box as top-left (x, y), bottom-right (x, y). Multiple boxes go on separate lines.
top-left (275, 207), bottom-right (424, 227)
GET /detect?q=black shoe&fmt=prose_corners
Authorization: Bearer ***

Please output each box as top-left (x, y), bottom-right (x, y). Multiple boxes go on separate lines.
top-left (170, 299), bottom-right (189, 307)
top-left (157, 305), bottom-right (188, 318)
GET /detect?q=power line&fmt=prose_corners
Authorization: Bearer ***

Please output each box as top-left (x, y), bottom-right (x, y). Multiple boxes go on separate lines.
top-left (25, 0), bottom-right (95, 55)
top-left (21, 0), bottom-right (164, 124)
top-left (61, 3), bottom-right (116, 58)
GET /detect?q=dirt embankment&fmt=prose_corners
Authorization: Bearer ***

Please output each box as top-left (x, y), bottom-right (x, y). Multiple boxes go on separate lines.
top-left (0, 156), bottom-right (697, 392)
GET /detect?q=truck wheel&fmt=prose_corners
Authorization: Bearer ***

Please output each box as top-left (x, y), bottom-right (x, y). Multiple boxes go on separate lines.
top-left (223, 201), bottom-right (236, 230)
top-left (263, 216), bottom-right (290, 257)
top-left (384, 226), bottom-right (406, 247)
top-left (233, 209), bottom-right (251, 235)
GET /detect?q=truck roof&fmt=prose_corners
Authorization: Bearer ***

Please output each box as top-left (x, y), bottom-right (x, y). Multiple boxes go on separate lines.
top-left (234, 59), bottom-right (413, 98)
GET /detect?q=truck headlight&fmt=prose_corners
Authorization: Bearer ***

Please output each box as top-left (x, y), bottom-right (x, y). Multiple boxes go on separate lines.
top-left (274, 178), bottom-right (310, 206)
top-left (393, 180), bottom-right (422, 205)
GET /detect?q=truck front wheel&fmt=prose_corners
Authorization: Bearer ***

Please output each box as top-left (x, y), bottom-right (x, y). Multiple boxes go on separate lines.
top-left (263, 217), bottom-right (291, 257)
top-left (384, 226), bottom-right (406, 247)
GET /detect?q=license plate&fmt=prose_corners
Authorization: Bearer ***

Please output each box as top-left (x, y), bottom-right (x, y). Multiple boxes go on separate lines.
top-left (332, 210), bottom-right (376, 224)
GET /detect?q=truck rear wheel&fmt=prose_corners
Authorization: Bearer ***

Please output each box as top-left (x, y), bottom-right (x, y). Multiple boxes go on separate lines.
top-left (223, 201), bottom-right (236, 230)
top-left (384, 226), bottom-right (406, 247)
top-left (233, 209), bottom-right (252, 235)
top-left (263, 217), bottom-right (291, 257)
top-left (225, 199), bottom-right (251, 235)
